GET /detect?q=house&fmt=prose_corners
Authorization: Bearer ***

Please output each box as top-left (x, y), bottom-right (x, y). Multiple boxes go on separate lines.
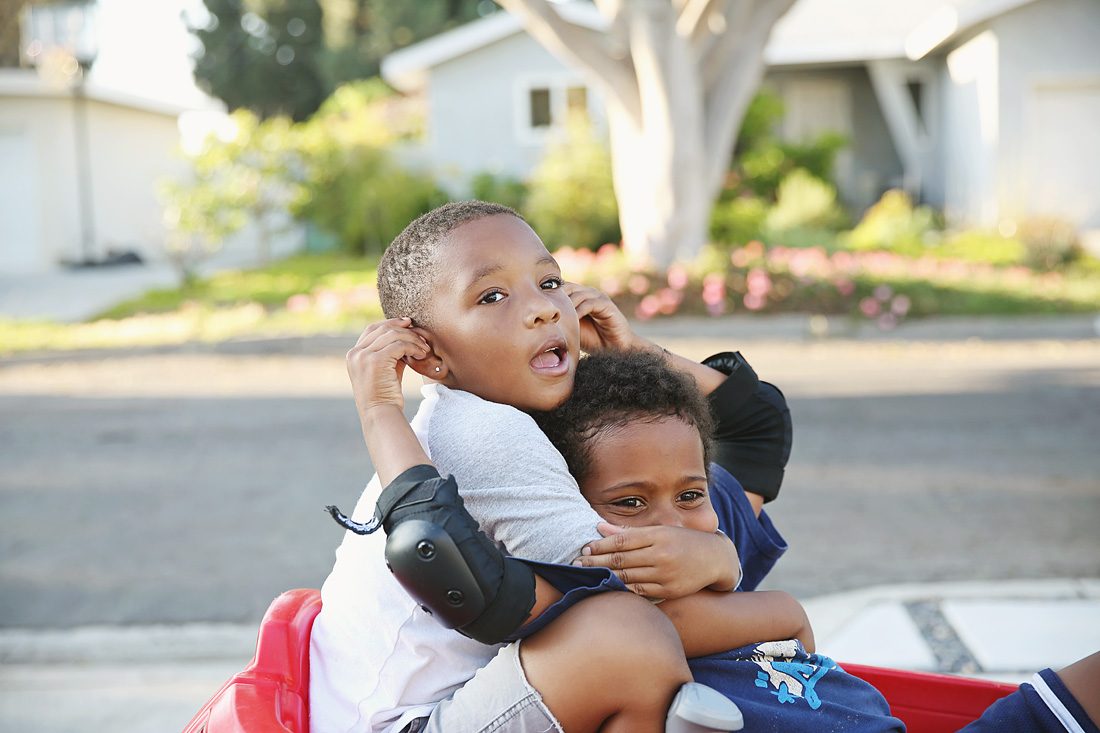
top-left (381, 0), bottom-right (1100, 243)
top-left (0, 70), bottom-right (207, 274)
top-left (0, 0), bottom-right (297, 277)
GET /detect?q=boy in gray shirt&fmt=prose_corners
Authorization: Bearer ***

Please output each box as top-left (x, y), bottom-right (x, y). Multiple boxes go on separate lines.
top-left (313, 201), bottom-right (749, 733)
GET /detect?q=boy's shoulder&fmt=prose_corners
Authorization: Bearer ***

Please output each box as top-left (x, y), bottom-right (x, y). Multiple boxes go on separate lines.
top-left (423, 384), bottom-right (573, 486)
top-left (424, 383), bottom-right (554, 451)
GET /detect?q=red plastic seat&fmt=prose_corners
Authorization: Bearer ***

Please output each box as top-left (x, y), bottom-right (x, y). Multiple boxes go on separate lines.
top-left (184, 588), bottom-right (1018, 733)
top-left (843, 663), bottom-right (1016, 733)
top-left (183, 588), bottom-right (321, 733)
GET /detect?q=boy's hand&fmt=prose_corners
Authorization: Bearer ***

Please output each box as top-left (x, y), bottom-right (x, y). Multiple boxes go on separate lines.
top-left (565, 283), bottom-right (641, 353)
top-left (573, 522), bottom-right (741, 600)
top-left (346, 318), bottom-right (430, 418)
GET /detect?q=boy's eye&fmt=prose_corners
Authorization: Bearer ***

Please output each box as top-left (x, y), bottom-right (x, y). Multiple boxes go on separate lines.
top-left (611, 497), bottom-right (645, 510)
top-left (678, 490), bottom-right (706, 504)
top-left (478, 290), bottom-right (505, 304)
top-left (541, 277), bottom-right (563, 290)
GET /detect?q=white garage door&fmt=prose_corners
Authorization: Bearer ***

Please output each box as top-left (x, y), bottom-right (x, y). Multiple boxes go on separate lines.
top-left (1025, 81), bottom-right (1100, 228)
top-left (0, 129), bottom-right (43, 273)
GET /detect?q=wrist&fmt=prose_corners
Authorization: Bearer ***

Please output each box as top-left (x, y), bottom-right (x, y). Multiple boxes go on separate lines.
top-left (359, 402), bottom-right (406, 431)
top-left (630, 335), bottom-right (662, 355)
top-left (706, 530), bottom-right (741, 592)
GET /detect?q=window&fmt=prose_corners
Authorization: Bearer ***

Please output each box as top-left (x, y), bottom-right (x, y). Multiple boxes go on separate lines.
top-left (529, 88), bottom-right (552, 128)
top-left (566, 86), bottom-right (588, 117)
top-left (518, 79), bottom-right (592, 140)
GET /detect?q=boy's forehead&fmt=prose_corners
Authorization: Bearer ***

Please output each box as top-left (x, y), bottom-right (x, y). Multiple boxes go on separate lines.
top-left (440, 215), bottom-right (553, 271)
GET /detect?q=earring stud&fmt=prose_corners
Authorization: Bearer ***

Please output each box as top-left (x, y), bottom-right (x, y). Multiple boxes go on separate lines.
top-left (435, 366), bottom-right (441, 372)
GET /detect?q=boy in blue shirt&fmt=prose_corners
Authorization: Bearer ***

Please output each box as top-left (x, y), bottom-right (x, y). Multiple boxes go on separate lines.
top-left (534, 330), bottom-right (1100, 733)
top-left (534, 347), bottom-right (904, 731)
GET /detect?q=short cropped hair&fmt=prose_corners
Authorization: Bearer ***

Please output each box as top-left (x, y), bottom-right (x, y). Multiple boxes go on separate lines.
top-left (377, 200), bottom-right (521, 326)
top-left (533, 349), bottom-right (715, 484)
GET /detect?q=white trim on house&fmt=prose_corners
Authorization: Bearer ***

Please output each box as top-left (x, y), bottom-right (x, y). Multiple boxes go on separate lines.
top-left (905, 0), bottom-right (1039, 59)
top-left (0, 68), bottom-right (218, 117)
top-left (382, 4), bottom-right (604, 93)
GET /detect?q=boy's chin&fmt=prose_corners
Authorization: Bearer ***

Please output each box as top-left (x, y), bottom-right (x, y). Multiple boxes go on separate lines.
top-left (524, 378), bottom-right (575, 412)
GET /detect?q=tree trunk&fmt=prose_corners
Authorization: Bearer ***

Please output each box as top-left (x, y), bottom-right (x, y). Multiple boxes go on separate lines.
top-left (607, 1), bottom-right (713, 269)
top-left (496, 0), bottom-right (795, 268)
top-left (607, 100), bottom-right (712, 270)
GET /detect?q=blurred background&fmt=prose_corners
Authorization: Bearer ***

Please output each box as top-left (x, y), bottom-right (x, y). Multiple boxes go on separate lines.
top-left (0, 0), bottom-right (1098, 731)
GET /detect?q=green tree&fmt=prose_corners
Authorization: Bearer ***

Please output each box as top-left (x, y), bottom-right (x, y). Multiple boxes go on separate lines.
top-left (160, 109), bottom-right (303, 282)
top-left (0, 0), bottom-right (55, 68)
top-left (317, 0), bottom-right (485, 87)
top-left (191, 0), bottom-right (328, 121)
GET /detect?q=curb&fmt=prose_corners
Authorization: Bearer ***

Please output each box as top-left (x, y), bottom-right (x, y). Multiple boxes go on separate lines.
top-left (2, 579), bottom-right (1096, 666)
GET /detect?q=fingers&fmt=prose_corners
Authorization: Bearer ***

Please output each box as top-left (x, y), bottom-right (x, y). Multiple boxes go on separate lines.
top-left (583, 525), bottom-right (656, 556)
top-left (596, 521), bottom-right (625, 537)
top-left (351, 317), bottom-right (410, 348)
top-left (348, 318), bottom-right (429, 361)
top-left (570, 289), bottom-right (612, 320)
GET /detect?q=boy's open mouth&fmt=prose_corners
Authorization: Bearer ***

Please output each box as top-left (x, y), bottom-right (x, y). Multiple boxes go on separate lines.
top-left (530, 338), bottom-right (569, 373)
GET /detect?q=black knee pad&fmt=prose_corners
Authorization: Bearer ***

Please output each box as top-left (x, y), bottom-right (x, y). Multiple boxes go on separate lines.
top-left (327, 465), bottom-right (536, 645)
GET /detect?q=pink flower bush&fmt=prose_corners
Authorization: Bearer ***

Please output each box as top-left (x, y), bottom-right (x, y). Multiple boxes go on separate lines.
top-left (549, 239), bottom-right (1081, 324)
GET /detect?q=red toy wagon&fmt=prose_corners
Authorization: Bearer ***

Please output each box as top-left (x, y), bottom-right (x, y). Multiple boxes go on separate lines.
top-left (182, 589), bottom-right (1017, 733)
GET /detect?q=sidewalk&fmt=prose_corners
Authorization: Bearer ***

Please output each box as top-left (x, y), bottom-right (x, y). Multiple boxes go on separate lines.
top-left (0, 264), bottom-right (179, 323)
top-left (1, 579), bottom-right (1097, 733)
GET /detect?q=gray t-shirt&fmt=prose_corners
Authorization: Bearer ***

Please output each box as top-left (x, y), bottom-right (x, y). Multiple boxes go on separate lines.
top-left (309, 384), bottom-right (604, 733)
top-left (425, 385), bottom-right (605, 562)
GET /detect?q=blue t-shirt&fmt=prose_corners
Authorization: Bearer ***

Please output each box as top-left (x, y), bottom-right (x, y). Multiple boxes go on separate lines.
top-left (708, 463), bottom-right (787, 592)
top-left (700, 464), bottom-right (905, 732)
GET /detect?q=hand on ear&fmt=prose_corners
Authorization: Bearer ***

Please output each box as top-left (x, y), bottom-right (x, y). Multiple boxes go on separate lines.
top-left (402, 326), bottom-right (446, 379)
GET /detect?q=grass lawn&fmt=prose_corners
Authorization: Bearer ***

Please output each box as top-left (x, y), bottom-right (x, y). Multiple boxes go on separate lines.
top-left (1, 251), bottom-right (1097, 356)
top-left (96, 254), bottom-right (381, 319)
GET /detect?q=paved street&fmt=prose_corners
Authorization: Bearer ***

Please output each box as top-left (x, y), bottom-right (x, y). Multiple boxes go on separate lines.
top-left (1, 322), bottom-right (1099, 629)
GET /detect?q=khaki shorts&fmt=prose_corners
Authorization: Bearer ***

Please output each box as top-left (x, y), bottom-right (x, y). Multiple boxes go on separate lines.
top-left (406, 641), bottom-right (563, 733)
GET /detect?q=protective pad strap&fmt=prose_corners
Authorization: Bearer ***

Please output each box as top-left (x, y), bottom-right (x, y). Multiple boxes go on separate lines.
top-left (375, 464), bottom-right (445, 528)
top-left (462, 558), bottom-right (536, 644)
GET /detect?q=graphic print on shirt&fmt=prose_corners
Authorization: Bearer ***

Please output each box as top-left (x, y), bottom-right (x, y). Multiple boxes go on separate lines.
top-left (750, 640), bottom-right (839, 710)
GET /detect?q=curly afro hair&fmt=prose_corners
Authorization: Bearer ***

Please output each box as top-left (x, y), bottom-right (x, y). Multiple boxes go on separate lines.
top-left (532, 349), bottom-right (714, 485)
top-left (377, 200), bottom-right (521, 327)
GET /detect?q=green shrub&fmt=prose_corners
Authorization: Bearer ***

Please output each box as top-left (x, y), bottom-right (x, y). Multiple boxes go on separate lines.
top-left (710, 196), bottom-right (767, 247)
top-left (292, 80), bottom-right (447, 254)
top-left (937, 230), bottom-right (1025, 266)
top-left (1015, 216), bottom-right (1082, 271)
top-left (764, 168), bottom-right (847, 236)
top-left (842, 189), bottom-right (938, 254)
top-left (470, 172), bottom-right (528, 212)
top-left (298, 146), bottom-right (448, 255)
top-left (723, 90), bottom-right (848, 207)
top-left (524, 115), bottom-right (620, 250)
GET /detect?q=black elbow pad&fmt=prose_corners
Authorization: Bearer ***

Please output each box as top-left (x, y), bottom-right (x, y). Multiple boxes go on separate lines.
top-left (703, 351), bottom-right (792, 502)
top-left (326, 465), bottom-right (536, 645)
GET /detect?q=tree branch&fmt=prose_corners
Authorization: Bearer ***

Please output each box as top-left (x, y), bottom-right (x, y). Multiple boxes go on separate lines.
top-left (702, 0), bottom-right (795, 191)
top-left (676, 0), bottom-right (727, 44)
top-left (700, 0), bottom-right (759, 88)
top-left (495, 0), bottom-right (641, 120)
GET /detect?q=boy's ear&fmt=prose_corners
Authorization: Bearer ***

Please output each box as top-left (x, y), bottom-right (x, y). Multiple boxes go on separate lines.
top-left (403, 327), bottom-right (447, 380)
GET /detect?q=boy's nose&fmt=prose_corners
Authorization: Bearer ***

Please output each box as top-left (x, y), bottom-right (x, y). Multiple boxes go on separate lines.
top-left (653, 506), bottom-right (684, 528)
top-left (525, 292), bottom-right (561, 327)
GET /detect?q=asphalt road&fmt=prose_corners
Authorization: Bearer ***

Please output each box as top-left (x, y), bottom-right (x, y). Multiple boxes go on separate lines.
top-left (2, 328), bottom-right (1099, 629)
